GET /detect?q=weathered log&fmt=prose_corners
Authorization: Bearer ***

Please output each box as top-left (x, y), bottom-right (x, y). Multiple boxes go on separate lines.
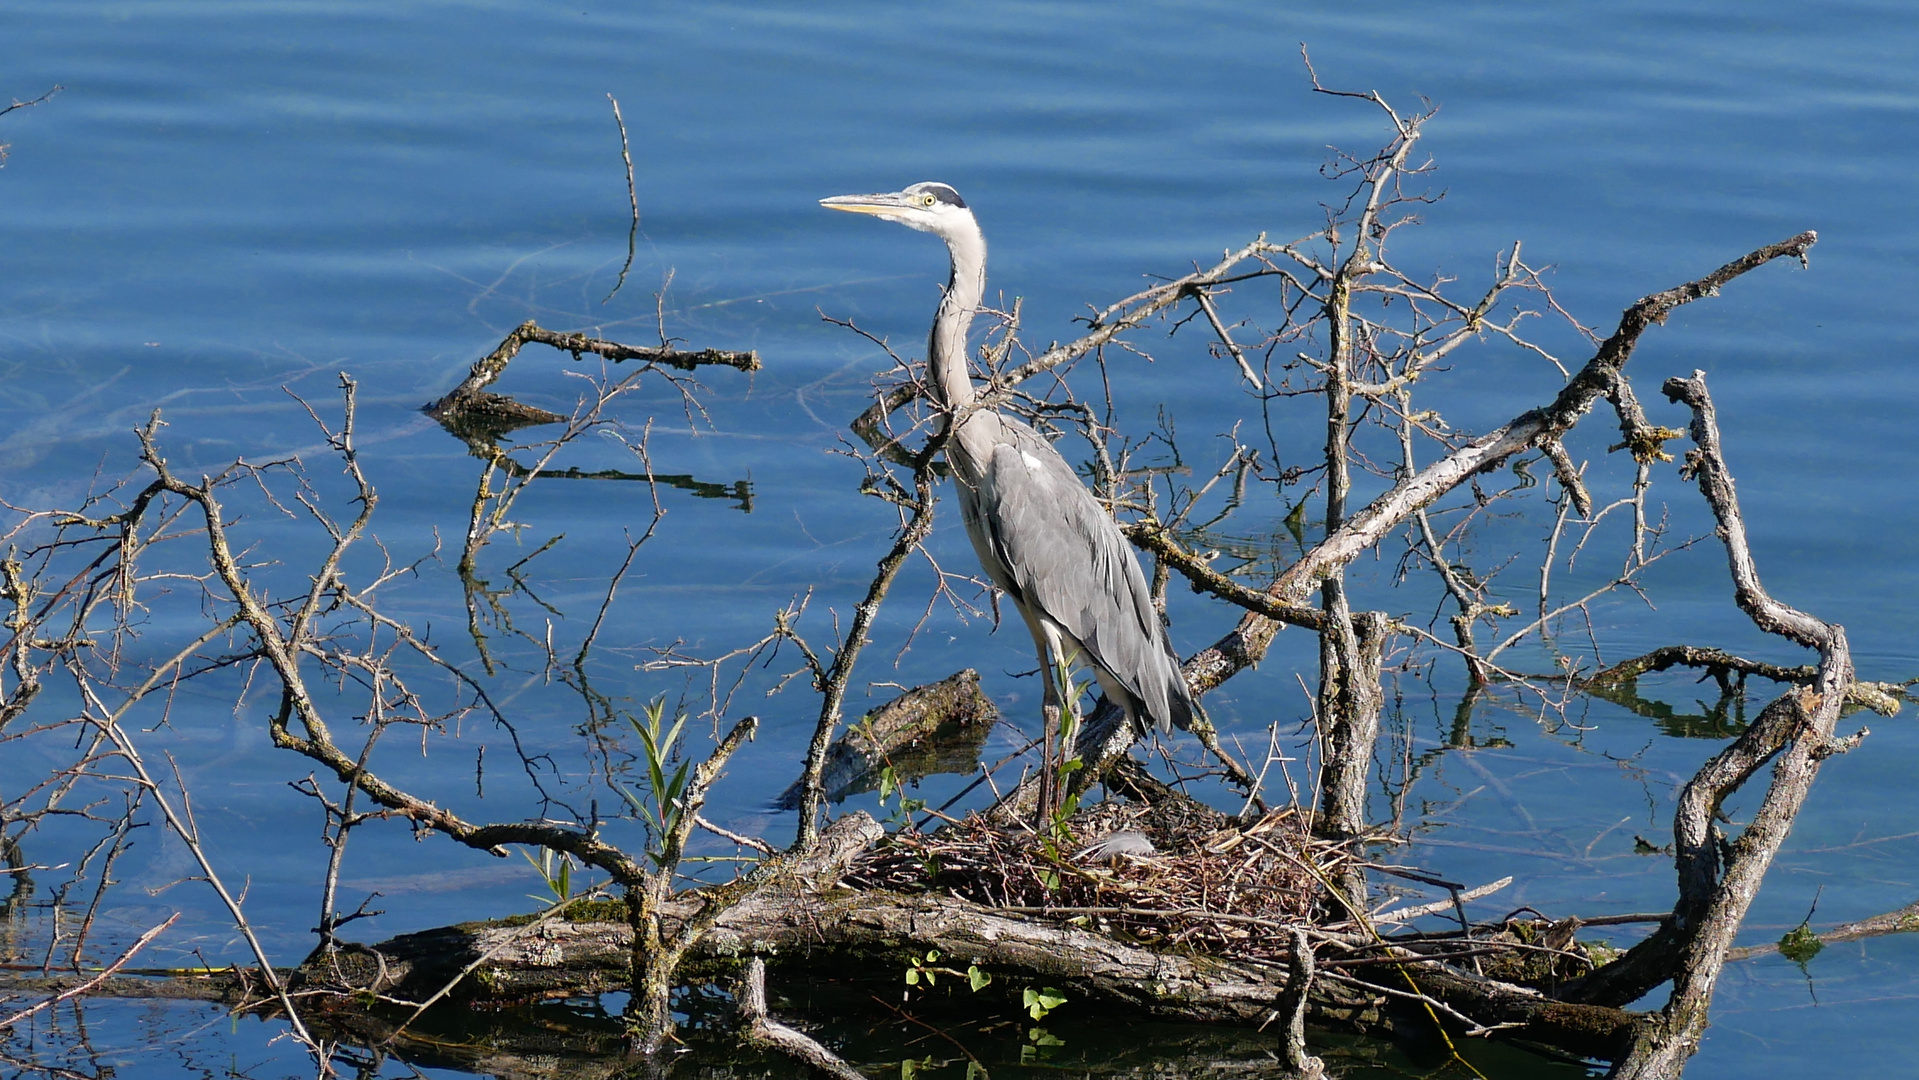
top-left (319, 873), bottom-right (1639, 1061)
top-left (774, 668), bottom-right (998, 809)
top-left (7, 809), bottom-right (1639, 1067)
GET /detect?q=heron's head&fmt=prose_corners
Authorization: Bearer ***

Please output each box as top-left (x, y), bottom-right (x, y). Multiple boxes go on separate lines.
top-left (820, 182), bottom-right (974, 241)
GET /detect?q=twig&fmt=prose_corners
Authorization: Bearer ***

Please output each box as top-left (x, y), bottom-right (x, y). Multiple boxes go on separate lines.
top-left (1372, 877), bottom-right (1514, 924)
top-left (1725, 897), bottom-right (1919, 961)
top-left (0, 913), bottom-right (176, 1030)
top-left (695, 814), bottom-right (776, 856)
top-left (601, 93), bottom-right (641, 304)
top-left (0, 85), bottom-right (62, 167)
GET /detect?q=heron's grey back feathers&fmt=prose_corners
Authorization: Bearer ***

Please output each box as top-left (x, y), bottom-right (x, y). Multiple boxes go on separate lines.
top-left (957, 415), bottom-right (1197, 734)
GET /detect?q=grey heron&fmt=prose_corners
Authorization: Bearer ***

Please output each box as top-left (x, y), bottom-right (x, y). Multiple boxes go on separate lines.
top-left (821, 182), bottom-right (1199, 752)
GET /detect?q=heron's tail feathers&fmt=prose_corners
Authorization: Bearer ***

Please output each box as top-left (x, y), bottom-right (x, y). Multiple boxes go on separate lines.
top-left (1127, 652), bottom-right (1201, 737)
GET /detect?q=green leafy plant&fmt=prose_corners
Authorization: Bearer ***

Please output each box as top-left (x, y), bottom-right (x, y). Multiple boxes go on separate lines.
top-left (1042, 653), bottom-right (1091, 843)
top-left (612, 697), bottom-right (692, 867)
top-left (904, 947), bottom-right (942, 988)
top-left (1779, 887), bottom-right (1826, 966)
top-left (903, 948), bottom-right (992, 993)
top-left (1778, 922), bottom-right (1823, 965)
top-left (1023, 986), bottom-right (1067, 1021)
top-left (520, 845), bottom-right (576, 905)
top-left (876, 761), bottom-right (928, 831)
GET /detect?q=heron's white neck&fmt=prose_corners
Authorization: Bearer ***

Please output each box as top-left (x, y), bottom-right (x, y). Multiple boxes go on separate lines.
top-left (929, 215), bottom-right (987, 413)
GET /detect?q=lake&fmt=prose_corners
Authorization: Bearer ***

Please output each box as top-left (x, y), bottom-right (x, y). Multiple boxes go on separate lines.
top-left (3, 1), bottom-right (1918, 1076)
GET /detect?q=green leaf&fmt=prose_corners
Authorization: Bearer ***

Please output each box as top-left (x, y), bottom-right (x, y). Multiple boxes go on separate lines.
top-left (1024, 986), bottom-right (1067, 1020)
top-left (905, 967), bottom-right (919, 986)
top-left (611, 781), bottom-right (649, 816)
top-left (967, 965), bottom-right (991, 992)
top-left (1779, 922), bottom-right (1824, 965)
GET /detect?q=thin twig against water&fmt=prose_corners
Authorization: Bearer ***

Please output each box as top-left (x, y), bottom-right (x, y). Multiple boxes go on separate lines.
top-left (0, 85), bottom-right (62, 167)
top-left (601, 93), bottom-right (641, 304)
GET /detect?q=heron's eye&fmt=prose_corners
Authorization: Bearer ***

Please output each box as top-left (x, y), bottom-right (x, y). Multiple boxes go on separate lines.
top-left (920, 193), bottom-right (937, 207)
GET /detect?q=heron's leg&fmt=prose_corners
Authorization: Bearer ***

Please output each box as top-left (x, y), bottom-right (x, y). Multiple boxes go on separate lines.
top-left (1012, 604), bottom-right (1063, 821)
top-left (1033, 619), bottom-right (1079, 824)
top-left (1036, 638), bottom-right (1064, 823)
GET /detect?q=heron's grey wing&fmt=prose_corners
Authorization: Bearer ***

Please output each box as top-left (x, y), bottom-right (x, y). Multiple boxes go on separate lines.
top-left (974, 421), bottom-right (1195, 732)
top-left (954, 476), bottom-right (1018, 598)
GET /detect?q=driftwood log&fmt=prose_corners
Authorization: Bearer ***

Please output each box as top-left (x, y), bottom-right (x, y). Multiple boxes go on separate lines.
top-left (288, 813), bottom-right (1640, 1063)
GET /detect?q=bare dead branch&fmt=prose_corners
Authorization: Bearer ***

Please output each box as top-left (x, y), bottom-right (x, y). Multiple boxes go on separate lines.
top-left (1573, 371), bottom-right (1861, 1079)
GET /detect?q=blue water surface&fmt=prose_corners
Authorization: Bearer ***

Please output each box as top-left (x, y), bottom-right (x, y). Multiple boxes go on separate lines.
top-left (3, 2), bottom-right (1917, 1077)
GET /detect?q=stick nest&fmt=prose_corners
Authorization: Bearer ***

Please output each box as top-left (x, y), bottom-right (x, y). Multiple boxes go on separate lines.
top-left (846, 799), bottom-right (1348, 964)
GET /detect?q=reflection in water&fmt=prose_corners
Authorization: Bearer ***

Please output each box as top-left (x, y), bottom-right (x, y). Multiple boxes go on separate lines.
top-left (1585, 681), bottom-right (1749, 741)
top-left (433, 326), bottom-right (756, 677)
top-left (647, 471), bottom-right (754, 513)
top-left (772, 669), bottom-right (999, 809)
top-left (1, 991), bottom-right (1599, 1080)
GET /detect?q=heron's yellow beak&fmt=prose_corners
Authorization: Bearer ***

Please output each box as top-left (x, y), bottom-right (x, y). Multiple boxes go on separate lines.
top-left (819, 192), bottom-right (914, 216)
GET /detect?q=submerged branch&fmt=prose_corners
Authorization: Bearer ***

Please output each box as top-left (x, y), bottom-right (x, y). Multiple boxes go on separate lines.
top-left (426, 319), bottom-right (759, 439)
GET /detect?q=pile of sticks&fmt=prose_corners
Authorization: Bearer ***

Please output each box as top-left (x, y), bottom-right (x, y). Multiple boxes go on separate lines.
top-left (846, 802), bottom-right (1345, 964)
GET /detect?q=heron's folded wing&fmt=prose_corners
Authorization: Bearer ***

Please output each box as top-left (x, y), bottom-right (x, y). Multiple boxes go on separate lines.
top-left (976, 423), bottom-right (1189, 728)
